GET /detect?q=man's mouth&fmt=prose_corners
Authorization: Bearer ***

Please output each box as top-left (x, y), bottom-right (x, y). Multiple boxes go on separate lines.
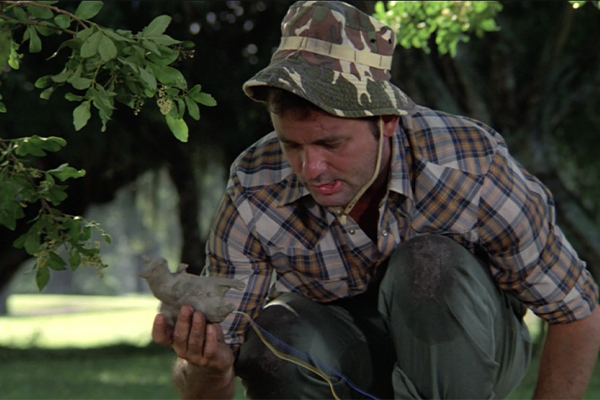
top-left (312, 180), bottom-right (342, 195)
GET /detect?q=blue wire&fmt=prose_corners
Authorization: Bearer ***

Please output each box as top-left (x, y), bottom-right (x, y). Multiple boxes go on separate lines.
top-left (237, 312), bottom-right (380, 400)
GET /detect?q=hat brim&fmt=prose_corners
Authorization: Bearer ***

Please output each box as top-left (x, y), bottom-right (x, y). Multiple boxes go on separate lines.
top-left (243, 57), bottom-right (415, 118)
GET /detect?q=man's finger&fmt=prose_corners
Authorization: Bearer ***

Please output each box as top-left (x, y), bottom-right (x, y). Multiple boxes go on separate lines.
top-left (172, 305), bottom-right (195, 356)
top-left (187, 311), bottom-right (208, 359)
top-left (203, 324), bottom-right (218, 358)
top-left (151, 314), bottom-right (173, 345)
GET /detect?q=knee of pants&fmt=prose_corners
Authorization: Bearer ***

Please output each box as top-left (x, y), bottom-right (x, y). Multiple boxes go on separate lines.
top-left (235, 296), bottom-right (363, 399)
top-left (235, 302), bottom-right (301, 380)
top-left (379, 234), bottom-right (500, 343)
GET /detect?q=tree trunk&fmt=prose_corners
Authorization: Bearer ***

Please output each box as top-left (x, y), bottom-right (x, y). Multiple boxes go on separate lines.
top-left (166, 144), bottom-right (205, 275)
top-left (0, 285), bottom-right (10, 315)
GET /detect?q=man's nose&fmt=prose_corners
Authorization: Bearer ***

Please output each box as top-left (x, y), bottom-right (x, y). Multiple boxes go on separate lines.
top-left (302, 147), bottom-right (326, 180)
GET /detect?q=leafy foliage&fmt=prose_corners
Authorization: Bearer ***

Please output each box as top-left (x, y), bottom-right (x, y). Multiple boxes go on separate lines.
top-left (0, 1), bottom-right (217, 290)
top-left (374, 1), bottom-right (503, 56)
top-left (569, 1), bottom-right (600, 9)
top-left (0, 0), bottom-right (216, 139)
top-left (0, 136), bottom-right (110, 290)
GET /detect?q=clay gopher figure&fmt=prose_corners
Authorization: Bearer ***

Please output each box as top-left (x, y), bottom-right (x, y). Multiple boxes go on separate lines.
top-left (140, 256), bottom-right (245, 324)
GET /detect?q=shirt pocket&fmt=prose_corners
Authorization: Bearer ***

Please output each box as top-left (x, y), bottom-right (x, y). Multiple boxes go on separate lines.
top-left (410, 161), bottom-right (482, 235)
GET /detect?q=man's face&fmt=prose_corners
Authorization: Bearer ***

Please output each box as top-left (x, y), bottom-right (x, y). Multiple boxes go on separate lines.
top-left (272, 109), bottom-right (390, 209)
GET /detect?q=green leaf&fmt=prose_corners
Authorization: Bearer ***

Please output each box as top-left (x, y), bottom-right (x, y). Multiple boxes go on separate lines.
top-left (0, 102), bottom-right (6, 113)
top-left (74, 1), bottom-right (104, 20)
top-left (35, 75), bottom-right (54, 89)
top-left (25, 230), bottom-right (41, 255)
top-left (165, 114), bottom-right (188, 142)
top-left (47, 136), bottom-right (67, 147)
top-left (34, 26), bottom-right (56, 39)
top-left (69, 218), bottom-right (81, 238)
top-left (103, 29), bottom-right (131, 42)
top-left (16, 139), bottom-right (47, 156)
top-left (76, 27), bottom-right (94, 42)
top-left (80, 31), bottom-right (101, 58)
top-left (176, 98), bottom-right (185, 119)
top-left (73, 100), bottom-right (91, 131)
top-left (103, 233), bottom-right (112, 244)
top-left (142, 39), bottom-right (161, 56)
top-left (98, 34), bottom-right (117, 61)
top-left (29, 135), bottom-right (65, 152)
top-left (191, 92), bottom-right (217, 107)
top-left (68, 251), bottom-right (81, 270)
top-left (65, 92), bottom-right (84, 102)
top-left (185, 96), bottom-right (200, 120)
top-left (36, 265), bottom-right (50, 291)
top-left (143, 15), bottom-right (171, 37)
top-left (91, 86), bottom-right (114, 121)
top-left (80, 226), bottom-right (92, 241)
top-left (71, 77), bottom-right (93, 90)
top-left (152, 65), bottom-right (187, 88)
top-left (40, 87), bottom-right (55, 100)
top-left (28, 27), bottom-right (42, 53)
top-left (1, 214), bottom-right (16, 231)
top-left (152, 35), bottom-right (181, 46)
top-left (54, 14), bottom-right (71, 29)
top-left (13, 233), bottom-right (27, 249)
top-left (47, 184), bottom-right (68, 205)
top-left (27, 5), bottom-right (54, 19)
top-left (48, 163), bottom-right (86, 181)
top-left (188, 84), bottom-right (202, 98)
top-left (139, 67), bottom-right (157, 92)
top-left (48, 251), bottom-right (67, 271)
top-left (13, 7), bottom-right (29, 23)
top-left (147, 45), bottom-right (178, 66)
top-left (52, 68), bottom-right (74, 83)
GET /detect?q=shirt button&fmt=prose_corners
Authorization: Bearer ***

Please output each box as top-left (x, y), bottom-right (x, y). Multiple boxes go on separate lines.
top-left (382, 230), bottom-right (389, 237)
top-left (349, 229), bottom-right (356, 235)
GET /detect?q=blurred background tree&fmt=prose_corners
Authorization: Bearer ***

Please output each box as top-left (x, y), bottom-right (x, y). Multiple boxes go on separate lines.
top-left (1, 1), bottom-right (599, 314)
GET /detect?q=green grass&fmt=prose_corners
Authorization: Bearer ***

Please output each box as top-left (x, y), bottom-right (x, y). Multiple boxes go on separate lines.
top-left (0, 344), bottom-right (180, 399)
top-left (1, 294), bottom-right (160, 348)
top-left (1, 294), bottom-right (599, 399)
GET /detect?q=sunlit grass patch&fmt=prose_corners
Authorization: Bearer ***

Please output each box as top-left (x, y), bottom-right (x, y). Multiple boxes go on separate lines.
top-left (1, 294), bottom-right (160, 348)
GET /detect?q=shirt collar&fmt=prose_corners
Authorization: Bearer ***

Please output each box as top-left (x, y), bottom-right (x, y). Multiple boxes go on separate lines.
top-left (278, 172), bottom-right (309, 207)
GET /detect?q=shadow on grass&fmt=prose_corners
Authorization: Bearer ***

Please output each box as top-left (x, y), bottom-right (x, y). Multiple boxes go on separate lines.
top-left (1, 344), bottom-right (179, 399)
top-left (1, 343), bottom-right (598, 400)
top-left (0, 343), bottom-right (247, 400)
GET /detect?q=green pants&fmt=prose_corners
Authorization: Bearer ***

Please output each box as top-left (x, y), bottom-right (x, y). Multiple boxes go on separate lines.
top-left (236, 235), bottom-right (532, 399)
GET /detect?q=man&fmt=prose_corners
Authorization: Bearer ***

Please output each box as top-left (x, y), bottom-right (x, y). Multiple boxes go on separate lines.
top-left (153, 1), bottom-right (600, 399)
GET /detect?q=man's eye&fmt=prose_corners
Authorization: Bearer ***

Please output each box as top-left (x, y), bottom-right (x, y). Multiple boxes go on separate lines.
top-left (324, 141), bottom-right (342, 150)
top-left (282, 142), bottom-right (300, 150)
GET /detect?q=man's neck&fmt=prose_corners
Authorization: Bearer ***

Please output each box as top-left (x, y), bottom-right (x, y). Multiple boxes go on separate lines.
top-left (349, 174), bottom-right (388, 242)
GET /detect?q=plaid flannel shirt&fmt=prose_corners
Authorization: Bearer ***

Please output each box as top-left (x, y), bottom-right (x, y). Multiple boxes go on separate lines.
top-left (204, 106), bottom-right (599, 346)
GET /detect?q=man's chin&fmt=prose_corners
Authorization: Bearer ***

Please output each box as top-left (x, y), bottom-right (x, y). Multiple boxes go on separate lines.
top-left (310, 192), bottom-right (349, 209)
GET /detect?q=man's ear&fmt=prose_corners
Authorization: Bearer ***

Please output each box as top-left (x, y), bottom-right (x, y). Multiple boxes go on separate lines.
top-left (381, 115), bottom-right (400, 138)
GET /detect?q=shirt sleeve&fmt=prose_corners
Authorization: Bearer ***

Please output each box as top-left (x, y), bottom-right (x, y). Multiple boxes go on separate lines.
top-left (476, 143), bottom-right (599, 323)
top-left (203, 172), bottom-right (274, 346)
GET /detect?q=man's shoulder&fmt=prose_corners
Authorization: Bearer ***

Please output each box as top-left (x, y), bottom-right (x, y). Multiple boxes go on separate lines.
top-left (401, 106), bottom-right (506, 172)
top-left (230, 131), bottom-right (292, 189)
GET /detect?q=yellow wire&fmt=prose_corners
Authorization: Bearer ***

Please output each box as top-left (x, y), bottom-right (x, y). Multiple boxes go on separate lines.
top-left (232, 311), bottom-right (342, 400)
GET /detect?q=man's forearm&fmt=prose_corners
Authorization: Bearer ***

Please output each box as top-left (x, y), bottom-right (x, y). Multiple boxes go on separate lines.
top-left (172, 358), bottom-right (237, 400)
top-left (533, 305), bottom-right (600, 399)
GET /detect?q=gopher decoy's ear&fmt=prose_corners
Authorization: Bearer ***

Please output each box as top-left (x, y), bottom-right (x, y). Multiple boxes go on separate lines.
top-left (176, 263), bottom-right (188, 274)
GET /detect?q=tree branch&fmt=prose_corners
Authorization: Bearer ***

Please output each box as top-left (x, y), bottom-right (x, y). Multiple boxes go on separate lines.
top-left (0, 13), bottom-right (76, 35)
top-left (1, 0), bottom-right (89, 29)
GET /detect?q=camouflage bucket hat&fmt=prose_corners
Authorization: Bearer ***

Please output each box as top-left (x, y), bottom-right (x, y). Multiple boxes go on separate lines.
top-left (243, 1), bottom-right (415, 118)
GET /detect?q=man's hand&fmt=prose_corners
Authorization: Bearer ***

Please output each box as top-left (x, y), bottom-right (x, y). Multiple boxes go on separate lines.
top-left (152, 305), bottom-right (236, 400)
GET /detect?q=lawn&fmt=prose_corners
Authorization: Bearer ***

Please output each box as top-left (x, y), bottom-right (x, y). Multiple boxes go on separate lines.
top-left (1, 294), bottom-right (599, 399)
